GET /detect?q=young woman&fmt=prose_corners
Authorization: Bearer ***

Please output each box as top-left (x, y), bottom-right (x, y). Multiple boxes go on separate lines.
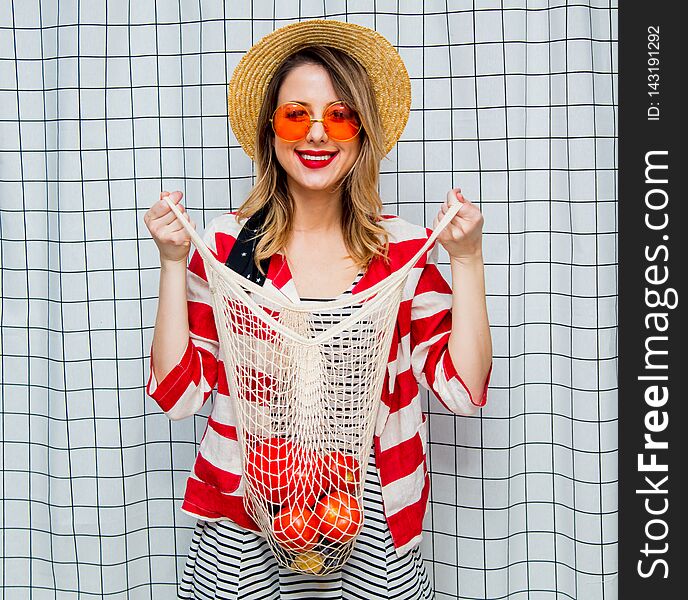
top-left (144, 20), bottom-right (492, 600)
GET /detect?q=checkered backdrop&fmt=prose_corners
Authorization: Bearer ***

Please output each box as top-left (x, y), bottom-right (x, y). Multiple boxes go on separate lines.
top-left (0, 1), bottom-right (618, 598)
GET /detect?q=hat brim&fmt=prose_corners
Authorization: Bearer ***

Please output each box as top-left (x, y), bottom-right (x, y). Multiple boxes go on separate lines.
top-left (227, 19), bottom-right (411, 161)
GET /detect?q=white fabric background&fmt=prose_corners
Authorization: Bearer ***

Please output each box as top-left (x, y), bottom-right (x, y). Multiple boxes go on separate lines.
top-left (0, 1), bottom-right (617, 598)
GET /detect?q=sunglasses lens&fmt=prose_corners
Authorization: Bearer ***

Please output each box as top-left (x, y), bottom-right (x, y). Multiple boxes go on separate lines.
top-left (324, 103), bottom-right (361, 140)
top-left (272, 103), bottom-right (310, 141)
top-left (272, 102), bottom-right (362, 141)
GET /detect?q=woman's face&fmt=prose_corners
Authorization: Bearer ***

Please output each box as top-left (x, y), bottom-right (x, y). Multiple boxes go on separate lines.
top-left (271, 63), bottom-right (361, 197)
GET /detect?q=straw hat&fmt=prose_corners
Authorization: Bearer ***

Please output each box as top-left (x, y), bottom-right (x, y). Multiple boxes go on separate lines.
top-left (227, 19), bottom-right (411, 161)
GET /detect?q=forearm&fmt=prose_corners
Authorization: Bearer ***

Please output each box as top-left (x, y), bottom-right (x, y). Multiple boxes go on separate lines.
top-left (151, 258), bottom-right (191, 381)
top-left (447, 253), bottom-right (493, 403)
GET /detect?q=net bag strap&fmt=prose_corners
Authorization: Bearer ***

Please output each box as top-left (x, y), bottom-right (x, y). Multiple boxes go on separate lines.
top-left (162, 196), bottom-right (462, 310)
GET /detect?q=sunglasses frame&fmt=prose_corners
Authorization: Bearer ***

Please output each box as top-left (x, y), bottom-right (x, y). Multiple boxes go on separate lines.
top-left (269, 100), bottom-right (363, 142)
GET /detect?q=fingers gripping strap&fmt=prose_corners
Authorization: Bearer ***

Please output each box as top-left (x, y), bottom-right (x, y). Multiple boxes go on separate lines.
top-left (394, 201), bottom-right (461, 280)
top-left (162, 195), bottom-right (217, 264)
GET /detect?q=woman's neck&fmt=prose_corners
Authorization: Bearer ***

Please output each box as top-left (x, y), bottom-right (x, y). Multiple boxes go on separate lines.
top-left (289, 186), bottom-right (344, 234)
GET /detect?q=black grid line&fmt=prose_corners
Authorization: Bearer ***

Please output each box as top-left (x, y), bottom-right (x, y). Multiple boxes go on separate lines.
top-left (0, 1), bottom-right (617, 598)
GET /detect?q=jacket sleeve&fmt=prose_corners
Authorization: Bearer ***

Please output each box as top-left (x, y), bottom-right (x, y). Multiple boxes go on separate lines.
top-left (145, 220), bottom-right (221, 421)
top-left (409, 235), bottom-right (492, 416)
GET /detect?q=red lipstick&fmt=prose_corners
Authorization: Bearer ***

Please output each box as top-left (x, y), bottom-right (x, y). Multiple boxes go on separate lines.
top-left (295, 150), bottom-right (338, 169)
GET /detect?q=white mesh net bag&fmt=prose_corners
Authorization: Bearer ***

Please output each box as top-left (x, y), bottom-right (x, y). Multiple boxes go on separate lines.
top-left (164, 197), bottom-right (460, 575)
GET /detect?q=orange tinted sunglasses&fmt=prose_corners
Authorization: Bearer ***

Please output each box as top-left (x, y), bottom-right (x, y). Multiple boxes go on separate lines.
top-left (270, 100), bottom-right (362, 142)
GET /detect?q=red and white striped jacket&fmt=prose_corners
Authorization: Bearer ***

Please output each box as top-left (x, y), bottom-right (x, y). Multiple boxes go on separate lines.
top-left (146, 210), bottom-right (492, 557)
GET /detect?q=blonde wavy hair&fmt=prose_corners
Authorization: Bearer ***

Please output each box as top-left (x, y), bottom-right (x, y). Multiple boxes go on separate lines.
top-left (234, 45), bottom-right (391, 276)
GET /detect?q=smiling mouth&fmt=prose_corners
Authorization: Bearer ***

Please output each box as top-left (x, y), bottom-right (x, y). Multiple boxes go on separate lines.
top-left (295, 150), bottom-right (339, 169)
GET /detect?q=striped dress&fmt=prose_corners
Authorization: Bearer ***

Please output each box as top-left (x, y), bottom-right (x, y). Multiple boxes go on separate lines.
top-left (177, 272), bottom-right (435, 599)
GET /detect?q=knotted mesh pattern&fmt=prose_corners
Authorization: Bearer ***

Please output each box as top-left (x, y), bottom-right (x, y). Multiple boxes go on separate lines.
top-left (213, 274), bottom-right (403, 574)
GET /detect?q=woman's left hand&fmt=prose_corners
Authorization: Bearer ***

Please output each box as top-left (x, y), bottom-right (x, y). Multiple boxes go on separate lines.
top-left (433, 187), bottom-right (484, 262)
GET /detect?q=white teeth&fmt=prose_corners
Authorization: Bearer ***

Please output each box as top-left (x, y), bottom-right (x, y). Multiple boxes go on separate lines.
top-left (299, 153), bottom-right (334, 161)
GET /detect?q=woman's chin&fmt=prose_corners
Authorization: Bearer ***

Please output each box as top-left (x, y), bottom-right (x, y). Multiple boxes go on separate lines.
top-left (289, 174), bottom-right (339, 193)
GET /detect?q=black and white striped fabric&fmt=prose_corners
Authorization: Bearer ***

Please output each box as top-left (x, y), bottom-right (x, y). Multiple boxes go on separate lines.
top-left (177, 273), bottom-right (435, 599)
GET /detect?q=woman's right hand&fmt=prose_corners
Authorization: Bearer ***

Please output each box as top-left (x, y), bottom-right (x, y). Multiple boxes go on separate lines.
top-left (144, 190), bottom-right (197, 264)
